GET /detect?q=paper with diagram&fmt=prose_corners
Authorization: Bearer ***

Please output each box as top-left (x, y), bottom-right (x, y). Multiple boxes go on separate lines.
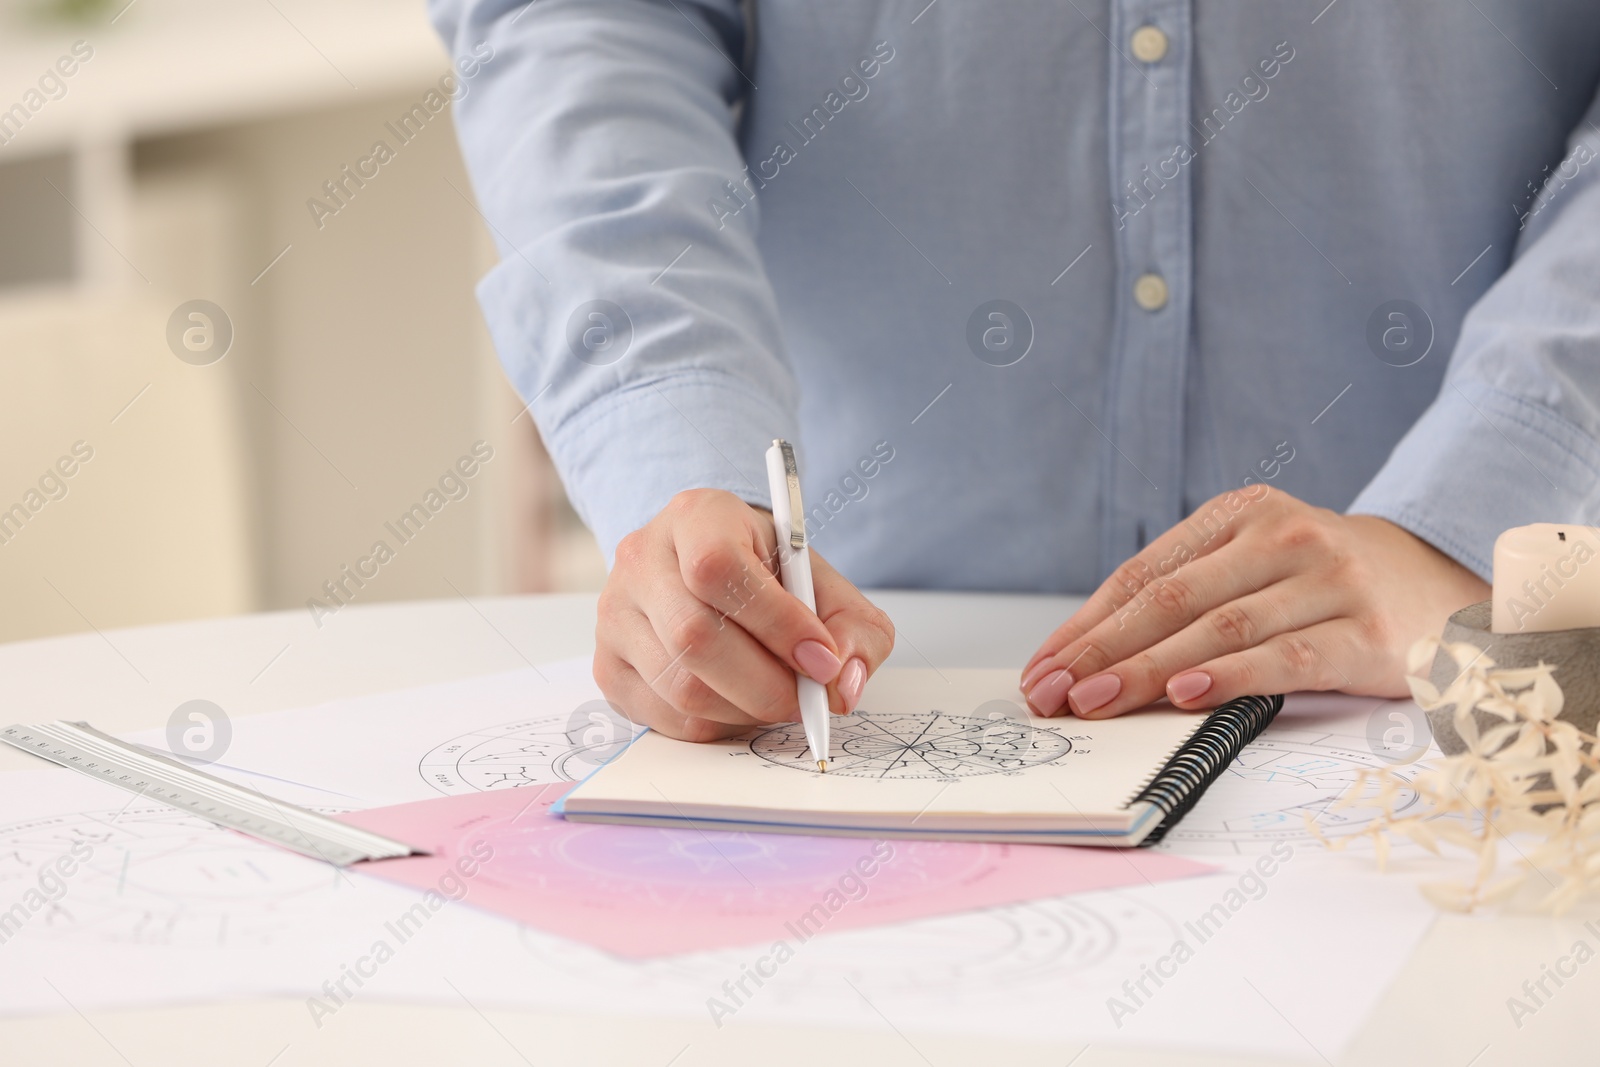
top-left (338, 783), bottom-right (1210, 957)
top-left (0, 658), bottom-right (1445, 1059)
top-left (560, 670), bottom-right (1281, 846)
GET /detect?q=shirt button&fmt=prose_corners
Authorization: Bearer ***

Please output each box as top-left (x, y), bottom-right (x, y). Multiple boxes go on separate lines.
top-left (1134, 273), bottom-right (1168, 311)
top-left (1130, 25), bottom-right (1168, 64)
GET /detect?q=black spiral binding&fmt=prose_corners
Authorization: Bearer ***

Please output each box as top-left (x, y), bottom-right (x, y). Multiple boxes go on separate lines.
top-left (1129, 693), bottom-right (1284, 846)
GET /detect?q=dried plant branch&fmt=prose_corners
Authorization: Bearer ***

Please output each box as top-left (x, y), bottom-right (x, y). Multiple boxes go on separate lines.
top-left (1308, 638), bottom-right (1600, 913)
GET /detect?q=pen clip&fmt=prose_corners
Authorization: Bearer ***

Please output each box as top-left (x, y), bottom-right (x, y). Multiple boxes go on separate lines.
top-left (774, 439), bottom-right (806, 551)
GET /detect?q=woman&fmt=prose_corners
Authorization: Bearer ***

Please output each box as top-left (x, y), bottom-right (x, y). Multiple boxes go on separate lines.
top-left (432, 0), bottom-right (1600, 738)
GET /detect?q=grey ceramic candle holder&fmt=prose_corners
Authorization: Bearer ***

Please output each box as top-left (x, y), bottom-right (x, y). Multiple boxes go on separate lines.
top-left (1426, 600), bottom-right (1600, 755)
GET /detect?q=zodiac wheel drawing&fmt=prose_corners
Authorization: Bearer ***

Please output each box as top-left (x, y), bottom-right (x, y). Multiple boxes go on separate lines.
top-left (519, 890), bottom-right (1180, 1001)
top-left (0, 806), bottom-right (349, 947)
top-left (420, 703), bottom-right (638, 795)
top-left (1158, 730), bottom-right (1426, 855)
top-left (750, 711), bottom-right (1073, 779)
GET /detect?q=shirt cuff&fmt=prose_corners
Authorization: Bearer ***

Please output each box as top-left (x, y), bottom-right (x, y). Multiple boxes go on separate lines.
top-left (545, 372), bottom-right (798, 564)
top-left (1347, 379), bottom-right (1600, 581)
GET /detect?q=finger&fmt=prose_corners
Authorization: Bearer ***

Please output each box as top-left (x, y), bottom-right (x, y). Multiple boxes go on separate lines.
top-left (1023, 538), bottom-right (1308, 716)
top-left (672, 505), bottom-right (845, 685)
top-left (1164, 619), bottom-right (1366, 709)
top-left (810, 550), bottom-right (895, 714)
top-left (612, 604), bottom-right (786, 727)
top-left (633, 532), bottom-right (802, 723)
top-left (592, 649), bottom-right (749, 743)
top-left (1022, 487), bottom-right (1278, 682)
top-left (1052, 577), bottom-right (1347, 718)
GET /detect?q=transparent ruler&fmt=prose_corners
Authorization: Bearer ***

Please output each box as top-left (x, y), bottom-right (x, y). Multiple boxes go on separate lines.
top-left (1, 721), bottom-right (423, 866)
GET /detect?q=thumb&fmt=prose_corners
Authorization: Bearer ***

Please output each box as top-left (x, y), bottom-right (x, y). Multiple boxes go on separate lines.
top-left (809, 549), bottom-right (894, 714)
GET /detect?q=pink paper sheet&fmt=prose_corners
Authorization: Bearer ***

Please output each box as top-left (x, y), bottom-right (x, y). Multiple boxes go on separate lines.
top-left (337, 786), bottom-right (1213, 958)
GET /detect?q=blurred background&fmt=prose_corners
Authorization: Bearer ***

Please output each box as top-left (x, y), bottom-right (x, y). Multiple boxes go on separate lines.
top-left (0, 0), bottom-right (607, 645)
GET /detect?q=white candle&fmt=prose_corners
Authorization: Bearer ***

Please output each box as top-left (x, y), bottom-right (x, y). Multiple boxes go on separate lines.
top-left (1492, 523), bottom-right (1600, 633)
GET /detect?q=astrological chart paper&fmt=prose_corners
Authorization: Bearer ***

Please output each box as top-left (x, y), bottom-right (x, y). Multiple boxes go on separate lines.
top-left (124, 658), bottom-right (627, 811)
top-left (336, 784), bottom-right (1212, 958)
top-left (3, 671), bottom-right (1443, 1058)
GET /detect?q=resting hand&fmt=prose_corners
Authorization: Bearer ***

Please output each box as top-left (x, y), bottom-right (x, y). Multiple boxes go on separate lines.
top-left (594, 489), bottom-right (895, 741)
top-left (1019, 488), bottom-right (1489, 718)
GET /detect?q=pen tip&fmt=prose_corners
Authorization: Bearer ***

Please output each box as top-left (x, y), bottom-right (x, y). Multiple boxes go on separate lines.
top-left (817, 760), bottom-right (827, 773)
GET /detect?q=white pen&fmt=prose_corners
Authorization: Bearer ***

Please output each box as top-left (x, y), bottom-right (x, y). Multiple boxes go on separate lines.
top-left (764, 439), bottom-right (830, 772)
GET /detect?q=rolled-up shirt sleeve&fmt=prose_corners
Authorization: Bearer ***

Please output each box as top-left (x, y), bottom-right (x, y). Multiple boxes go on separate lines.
top-left (1349, 89), bottom-right (1600, 580)
top-left (431, 0), bottom-right (796, 562)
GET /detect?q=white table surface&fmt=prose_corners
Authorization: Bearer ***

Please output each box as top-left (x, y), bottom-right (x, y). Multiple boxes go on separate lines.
top-left (0, 591), bottom-right (1592, 1066)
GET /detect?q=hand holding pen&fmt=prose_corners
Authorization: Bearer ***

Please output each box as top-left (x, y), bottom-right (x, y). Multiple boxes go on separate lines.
top-left (591, 480), bottom-right (895, 745)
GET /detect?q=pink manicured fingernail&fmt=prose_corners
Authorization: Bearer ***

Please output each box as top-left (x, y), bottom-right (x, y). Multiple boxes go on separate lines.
top-left (1022, 659), bottom-right (1057, 690)
top-left (1069, 674), bottom-right (1122, 715)
top-left (1168, 671), bottom-right (1213, 704)
top-left (1027, 669), bottom-right (1074, 716)
top-left (838, 657), bottom-right (867, 713)
top-left (793, 640), bottom-right (843, 684)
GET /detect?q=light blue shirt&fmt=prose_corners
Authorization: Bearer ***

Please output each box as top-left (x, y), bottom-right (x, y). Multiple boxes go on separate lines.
top-left (431, 0), bottom-right (1600, 591)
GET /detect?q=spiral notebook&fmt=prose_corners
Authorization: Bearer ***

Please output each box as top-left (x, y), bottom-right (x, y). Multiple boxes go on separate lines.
top-left (558, 669), bottom-right (1281, 847)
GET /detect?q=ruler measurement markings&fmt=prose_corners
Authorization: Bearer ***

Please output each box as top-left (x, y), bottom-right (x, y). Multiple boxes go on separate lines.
top-left (1, 722), bottom-right (421, 867)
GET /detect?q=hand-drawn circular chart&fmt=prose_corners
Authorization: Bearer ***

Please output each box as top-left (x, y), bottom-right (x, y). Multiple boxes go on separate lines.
top-left (517, 890), bottom-right (1180, 1002)
top-left (751, 711), bottom-right (1073, 779)
top-left (1156, 729), bottom-right (1426, 855)
top-left (419, 705), bottom-right (639, 794)
top-left (0, 806), bottom-right (350, 947)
